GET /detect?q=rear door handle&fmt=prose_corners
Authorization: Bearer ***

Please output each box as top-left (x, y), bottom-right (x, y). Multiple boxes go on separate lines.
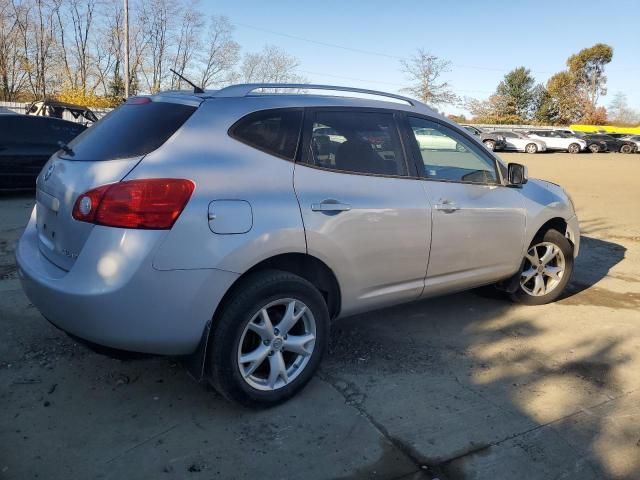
top-left (311, 200), bottom-right (352, 212)
top-left (434, 200), bottom-right (460, 213)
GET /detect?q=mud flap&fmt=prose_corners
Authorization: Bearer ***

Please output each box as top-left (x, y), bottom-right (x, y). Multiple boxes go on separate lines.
top-left (183, 321), bottom-right (211, 383)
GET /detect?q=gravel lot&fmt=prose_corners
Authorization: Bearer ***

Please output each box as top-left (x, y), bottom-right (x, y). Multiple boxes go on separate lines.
top-left (1, 152), bottom-right (639, 480)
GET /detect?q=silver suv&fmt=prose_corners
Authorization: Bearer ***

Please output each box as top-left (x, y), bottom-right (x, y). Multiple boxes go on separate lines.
top-left (16, 84), bottom-right (580, 406)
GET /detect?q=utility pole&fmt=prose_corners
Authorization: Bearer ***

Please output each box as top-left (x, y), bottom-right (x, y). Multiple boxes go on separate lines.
top-left (124, 0), bottom-right (130, 98)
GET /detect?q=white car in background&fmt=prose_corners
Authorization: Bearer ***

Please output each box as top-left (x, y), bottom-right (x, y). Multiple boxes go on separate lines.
top-left (414, 127), bottom-right (466, 151)
top-left (622, 135), bottom-right (640, 151)
top-left (493, 131), bottom-right (547, 154)
top-left (526, 130), bottom-right (587, 154)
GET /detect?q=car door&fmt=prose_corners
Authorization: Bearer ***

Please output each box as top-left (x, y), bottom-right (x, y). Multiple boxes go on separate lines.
top-left (498, 131), bottom-right (519, 150)
top-left (404, 116), bottom-right (526, 297)
top-left (294, 108), bottom-right (432, 316)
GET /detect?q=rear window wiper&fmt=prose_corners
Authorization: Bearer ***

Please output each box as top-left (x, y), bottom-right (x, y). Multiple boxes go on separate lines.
top-left (57, 141), bottom-right (75, 156)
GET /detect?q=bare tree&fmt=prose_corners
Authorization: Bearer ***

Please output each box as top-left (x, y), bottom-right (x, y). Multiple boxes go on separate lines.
top-left (68, 0), bottom-right (95, 93)
top-left (140, 0), bottom-right (177, 92)
top-left (198, 15), bottom-right (239, 89)
top-left (14, 0), bottom-right (58, 98)
top-left (93, 0), bottom-right (123, 96)
top-left (0, 0), bottom-right (27, 99)
top-left (239, 45), bottom-right (304, 84)
top-left (169, 1), bottom-right (202, 89)
top-left (400, 49), bottom-right (459, 106)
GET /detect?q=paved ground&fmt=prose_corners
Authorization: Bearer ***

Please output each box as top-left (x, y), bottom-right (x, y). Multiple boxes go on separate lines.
top-left (1, 152), bottom-right (640, 480)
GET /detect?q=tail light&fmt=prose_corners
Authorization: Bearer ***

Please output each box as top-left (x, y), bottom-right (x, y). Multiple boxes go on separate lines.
top-left (72, 178), bottom-right (195, 229)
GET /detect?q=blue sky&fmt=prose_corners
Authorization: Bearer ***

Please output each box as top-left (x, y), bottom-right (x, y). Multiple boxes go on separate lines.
top-left (205, 0), bottom-right (640, 115)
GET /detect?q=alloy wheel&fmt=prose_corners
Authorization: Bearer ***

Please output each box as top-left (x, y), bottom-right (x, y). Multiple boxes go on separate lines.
top-left (237, 298), bottom-right (316, 391)
top-left (520, 242), bottom-right (566, 296)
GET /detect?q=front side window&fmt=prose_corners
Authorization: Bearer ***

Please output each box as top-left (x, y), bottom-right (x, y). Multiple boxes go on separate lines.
top-left (231, 109), bottom-right (303, 160)
top-left (308, 111), bottom-right (408, 176)
top-left (408, 117), bottom-right (498, 184)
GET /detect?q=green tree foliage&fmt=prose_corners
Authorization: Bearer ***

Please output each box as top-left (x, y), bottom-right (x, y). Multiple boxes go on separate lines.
top-left (543, 71), bottom-right (584, 125)
top-left (466, 95), bottom-right (522, 124)
top-left (468, 43), bottom-right (616, 126)
top-left (567, 43), bottom-right (613, 111)
top-left (495, 67), bottom-right (536, 120)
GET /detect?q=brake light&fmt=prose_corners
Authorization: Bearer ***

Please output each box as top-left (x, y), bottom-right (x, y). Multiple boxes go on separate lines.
top-left (72, 178), bottom-right (195, 229)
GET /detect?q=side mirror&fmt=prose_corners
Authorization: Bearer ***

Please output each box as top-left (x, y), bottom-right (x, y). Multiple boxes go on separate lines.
top-left (508, 163), bottom-right (528, 186)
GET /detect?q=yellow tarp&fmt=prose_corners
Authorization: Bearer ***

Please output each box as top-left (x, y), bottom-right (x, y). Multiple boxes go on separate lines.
top-left (571, 124), bottom-right (640, 134)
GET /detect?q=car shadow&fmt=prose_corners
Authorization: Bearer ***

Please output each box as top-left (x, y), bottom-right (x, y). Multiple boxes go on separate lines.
top-left (562, 235), bottom-right (626, 297)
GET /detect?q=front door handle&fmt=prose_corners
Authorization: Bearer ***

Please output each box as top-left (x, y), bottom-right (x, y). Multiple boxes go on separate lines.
top-left (311, 200), bottom-right (352, 212)
top-left (434, 200), bottom-right (460, 213)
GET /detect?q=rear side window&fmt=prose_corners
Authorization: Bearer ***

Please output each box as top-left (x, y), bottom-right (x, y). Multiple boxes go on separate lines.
top-left (230, 109), bottom-right (303, 160)
top-left (61, 100), bottom-right (196, 161)
top-left (307, 110), bottom-right (408, 176)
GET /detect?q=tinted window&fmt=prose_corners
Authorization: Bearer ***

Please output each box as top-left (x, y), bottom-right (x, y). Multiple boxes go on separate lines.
top-left (496, 131), bottom-right (517, 138)
top-left (231, 109), bottom-right (303, 160)
top-left (408, 117), bottom-right (498, 184)
top-left (308, 111), bottom-right (407, 176)
top-left (62, 100), bottom-right (196, 161)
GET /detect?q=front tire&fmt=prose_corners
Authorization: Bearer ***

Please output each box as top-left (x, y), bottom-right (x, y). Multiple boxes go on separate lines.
top-left (208, 270), bottom-right (330, 407)
top-left (620, 144), bottom-right (633, 154)
top-left (525, 143), bottom-right (538, 154)
top-left (511, 229), bottom-right (574, 305)
top-left (567, 143), bottom-right (581, 154)
top-left (483, 140), bottom-right (496, 151)
top-left (588, 143), bottom-right (600, 153)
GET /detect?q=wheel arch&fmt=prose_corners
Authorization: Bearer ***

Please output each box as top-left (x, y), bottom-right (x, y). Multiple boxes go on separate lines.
top-left (530, 217), bottom-right (571, 248)
top-left (187, 252), bottom-right (342, 382)
top-left (215, 253), bottom-right (341, 325)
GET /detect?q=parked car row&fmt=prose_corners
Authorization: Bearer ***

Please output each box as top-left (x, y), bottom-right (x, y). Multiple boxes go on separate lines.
top-left (461, 125), bottom-right (639, 155)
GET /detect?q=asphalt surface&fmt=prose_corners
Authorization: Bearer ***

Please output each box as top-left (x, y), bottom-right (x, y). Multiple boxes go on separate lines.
top-left (1, 152), bottom-right (639, 479)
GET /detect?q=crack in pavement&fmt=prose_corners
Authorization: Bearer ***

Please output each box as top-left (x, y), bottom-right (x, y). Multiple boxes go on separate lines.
top-left (104, 423), bottom-right (180, 464)
top-left (438, 387), bottom-right (640, 471)
top-left (318, 372), bottom-right (444, 480)
top-left (320, 368), bottom-right (639, 480)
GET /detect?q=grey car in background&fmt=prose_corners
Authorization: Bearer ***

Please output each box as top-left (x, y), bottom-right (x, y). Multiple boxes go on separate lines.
top-left (461, 124), bottom-right (507, 151)
top-left (16, 84), bottom-right (580, 406)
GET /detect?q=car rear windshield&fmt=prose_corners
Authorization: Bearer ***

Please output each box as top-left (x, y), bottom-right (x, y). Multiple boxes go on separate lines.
top-left (60, 100), bottom-right (197, 161)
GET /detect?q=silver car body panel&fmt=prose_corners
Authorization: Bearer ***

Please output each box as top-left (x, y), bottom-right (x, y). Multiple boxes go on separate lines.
top-left (16, 86), bottom-right (580, 355)
top-left (294, 163), bottom-right (431, 316)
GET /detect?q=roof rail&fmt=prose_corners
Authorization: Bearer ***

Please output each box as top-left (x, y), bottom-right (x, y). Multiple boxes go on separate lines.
top-left (210, 83), bottom-right (420, 107)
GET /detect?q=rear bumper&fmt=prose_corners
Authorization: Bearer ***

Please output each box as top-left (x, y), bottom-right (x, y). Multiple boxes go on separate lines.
top-left (16, 212), bottom-right (239, 355)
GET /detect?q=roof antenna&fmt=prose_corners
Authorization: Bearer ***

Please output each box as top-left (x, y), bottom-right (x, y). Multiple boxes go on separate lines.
top-left (170, 68), bottom-right (204, 94)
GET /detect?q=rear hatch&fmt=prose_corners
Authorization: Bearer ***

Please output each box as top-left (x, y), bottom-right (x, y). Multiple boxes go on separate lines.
top-left (35, 96), bottom-right (199, 271)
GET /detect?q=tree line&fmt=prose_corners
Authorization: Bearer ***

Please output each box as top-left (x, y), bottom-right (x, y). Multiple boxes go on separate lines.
top-left (461, 44), bottom-right (638, 126)
top-left (0, 0), bottom-right (304, 106)
top-left (1, 2), bottom-right (636, 126)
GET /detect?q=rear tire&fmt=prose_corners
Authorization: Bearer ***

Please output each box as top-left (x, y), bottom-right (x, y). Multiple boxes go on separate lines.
top-left (525, 143), bottom-right (538, 154)
top-left (567, 143), bottom-right (580, 154)
top-left (511, 229), bottom-right (574, 305)
top-left (483, 140), bottom-right (496, 151)
top-left (207, 270), bottom-right (330, 407)
top-left (620, 144), bottom-right (633, 154)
